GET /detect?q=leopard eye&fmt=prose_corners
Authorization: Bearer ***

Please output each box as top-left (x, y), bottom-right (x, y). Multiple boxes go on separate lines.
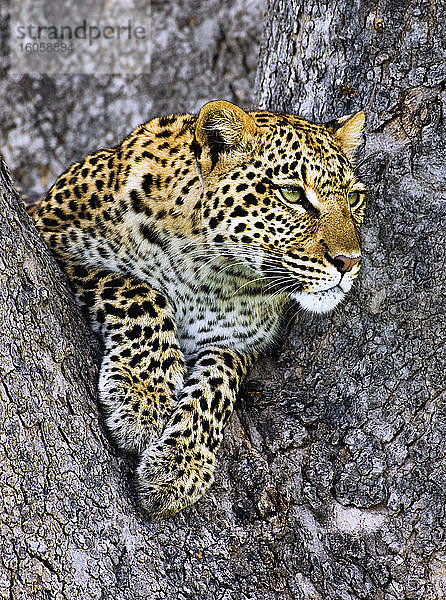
top-left (279, 187), bottom-right (304, 204)
top-left (348, 190), bottom-right (363, 209)
top-left (279, 186), bottom-right (316, 214)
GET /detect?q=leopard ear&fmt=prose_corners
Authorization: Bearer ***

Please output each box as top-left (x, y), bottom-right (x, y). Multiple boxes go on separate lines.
top-left (326, 111), bottom-right (365, 158)
top-left (194, 101), bottom-right (258, 174)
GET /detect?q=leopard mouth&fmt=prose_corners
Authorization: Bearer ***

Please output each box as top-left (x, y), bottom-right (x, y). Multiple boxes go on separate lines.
top-left (309, 283), bottom-right (343, 295)
top-left (258, 259), bottom-right (355, 306)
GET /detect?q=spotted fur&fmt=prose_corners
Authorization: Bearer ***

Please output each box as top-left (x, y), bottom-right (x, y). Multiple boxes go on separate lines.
top-left (34, 101), bottom-right (366, 518)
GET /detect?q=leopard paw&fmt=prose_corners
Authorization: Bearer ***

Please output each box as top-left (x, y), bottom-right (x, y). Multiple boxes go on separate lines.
top-left (136, 438), bottom-right (215, 518)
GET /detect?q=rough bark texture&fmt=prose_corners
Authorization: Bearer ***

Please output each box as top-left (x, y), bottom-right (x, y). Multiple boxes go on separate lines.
top-left (253, 0), bottom-right (446, 598)
top-left (0, 0), bottom-right (264, 201)
top-left (1, 1), bottom-right (445, 599)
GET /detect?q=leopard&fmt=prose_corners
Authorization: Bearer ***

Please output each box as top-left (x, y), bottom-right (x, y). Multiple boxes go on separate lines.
top-left (33, 100), bottom-right (366, 519)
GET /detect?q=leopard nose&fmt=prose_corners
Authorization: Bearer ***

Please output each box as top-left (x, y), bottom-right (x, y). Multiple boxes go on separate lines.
top-left (332, 254), bottom-right (361, 273)
top-left (325, 252), bottom-right (361, 273)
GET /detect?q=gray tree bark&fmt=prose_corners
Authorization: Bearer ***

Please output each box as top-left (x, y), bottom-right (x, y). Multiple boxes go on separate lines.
top-left (1, 1), bottom-right (445, 600)
top-left (0, 0), bottom-right (264, 200)
top-left (253, 0), bottom-right (446, 598)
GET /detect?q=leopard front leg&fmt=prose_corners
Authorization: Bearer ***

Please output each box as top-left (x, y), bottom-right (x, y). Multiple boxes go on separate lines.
top-left (66, 266), bottom-right (185, 453)
top-left (137, 347), bottom-right (253, 518)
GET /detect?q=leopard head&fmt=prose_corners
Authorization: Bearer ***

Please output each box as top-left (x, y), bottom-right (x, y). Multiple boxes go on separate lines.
top-left (193, 100), bottom-right (365, 313)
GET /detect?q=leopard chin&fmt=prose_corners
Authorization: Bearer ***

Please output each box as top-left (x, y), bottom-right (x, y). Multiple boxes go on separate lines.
top-left (293, 286), bottom-right (345, 313)
top-left (293, 278), bottom-right (354, 314)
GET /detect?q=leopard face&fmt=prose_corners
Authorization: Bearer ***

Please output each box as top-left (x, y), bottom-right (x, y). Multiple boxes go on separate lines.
top-left (193, 102), bottom-right (365, 313)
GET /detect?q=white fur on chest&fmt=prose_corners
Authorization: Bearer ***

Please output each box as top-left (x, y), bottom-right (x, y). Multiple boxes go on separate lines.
top-left (174, 287), bottom-right (284, 357)
top-left (155, 243), bottom-right (286, 357)
top-left (74, 228), bottom-right (287, 356)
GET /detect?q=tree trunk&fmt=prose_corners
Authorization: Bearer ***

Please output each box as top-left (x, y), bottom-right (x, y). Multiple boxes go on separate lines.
top-left (1, 0), bottom-right (264, 199)
top-left (252, 0), bottom-right (446, 598)
top-left (1, 1), bottom-right (445, 599)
